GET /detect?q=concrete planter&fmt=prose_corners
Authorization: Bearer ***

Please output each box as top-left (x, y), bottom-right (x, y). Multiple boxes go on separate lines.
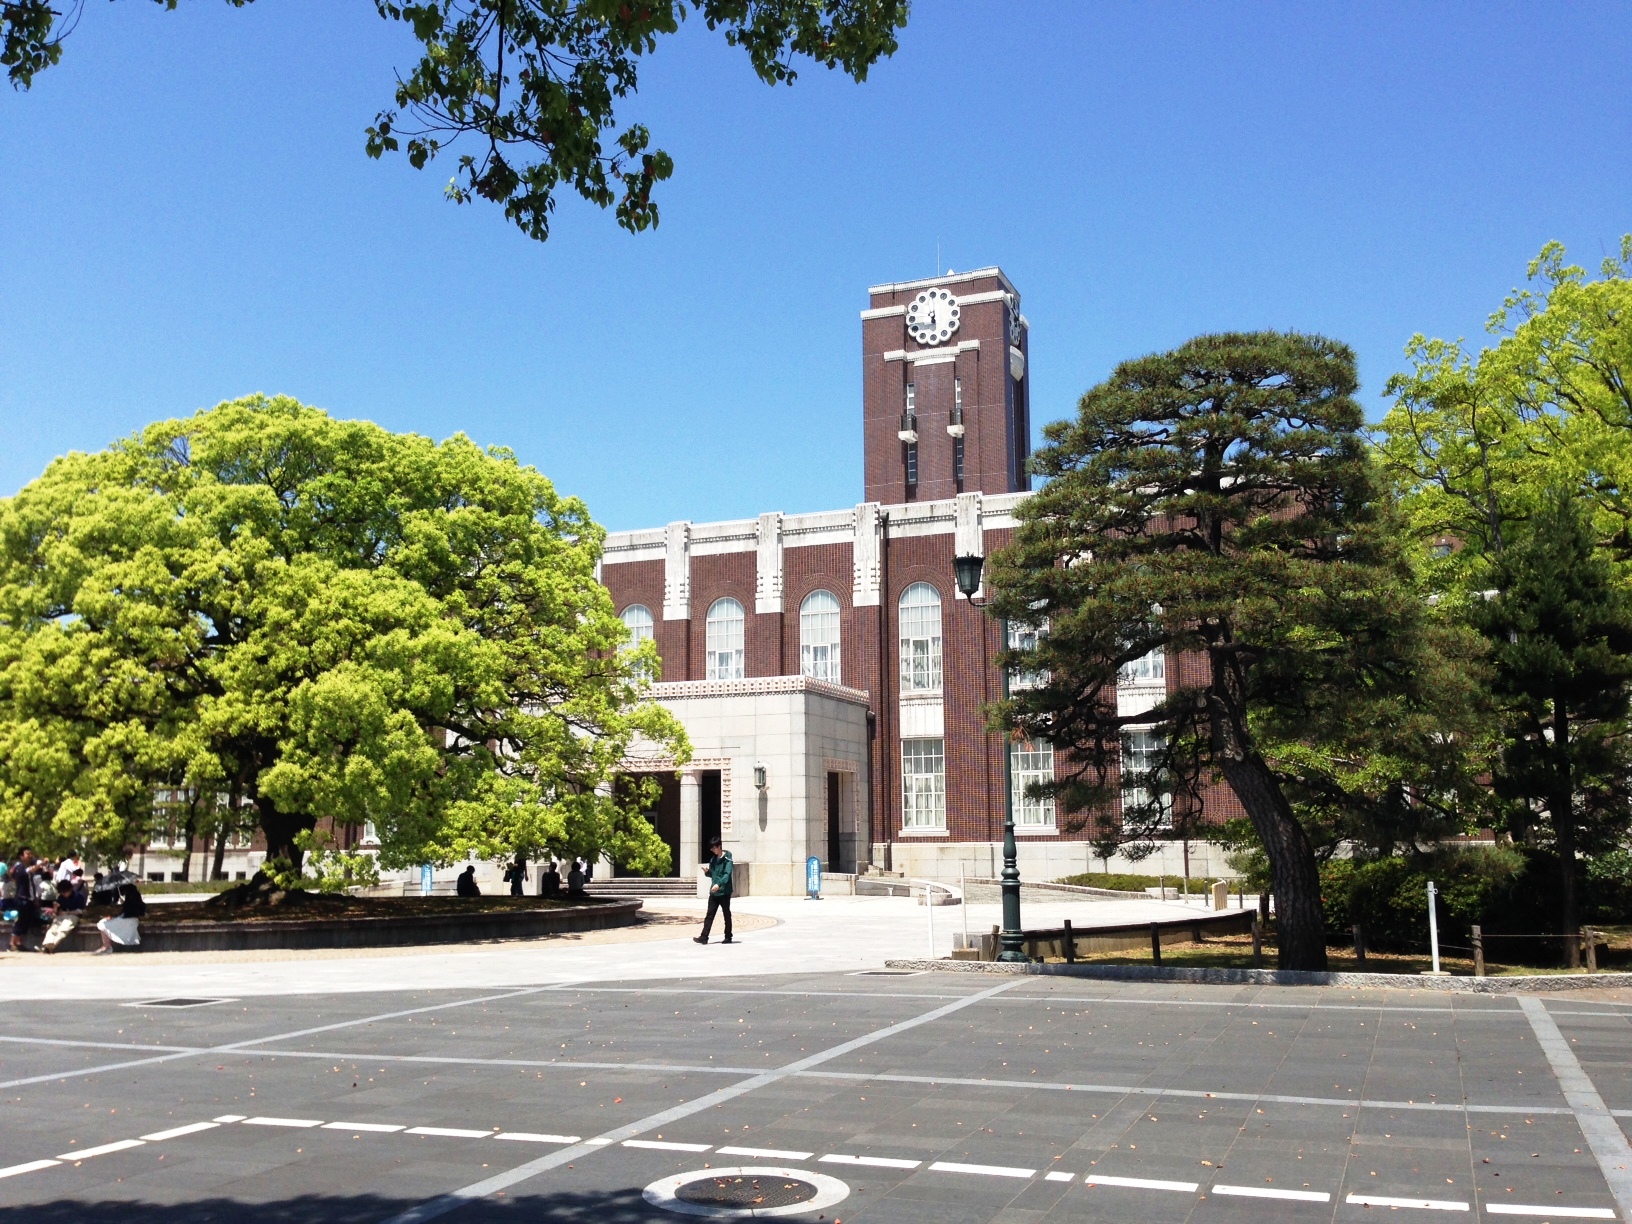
top-left (55, 898), bottom-right (641, 954)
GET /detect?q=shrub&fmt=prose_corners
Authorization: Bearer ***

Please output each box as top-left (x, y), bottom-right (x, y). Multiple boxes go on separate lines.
top-left (1334, 846), bottom-right (1526, 952)
top-left (1585, 850), bottom-right (1632, 924)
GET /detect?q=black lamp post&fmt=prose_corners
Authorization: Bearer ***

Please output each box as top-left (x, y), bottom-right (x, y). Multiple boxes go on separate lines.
top-left (953, 552), bottom-right (1028, 963)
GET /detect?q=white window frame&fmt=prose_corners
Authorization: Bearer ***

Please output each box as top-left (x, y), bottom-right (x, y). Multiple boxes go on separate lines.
top-left (900, 737), bottom-right (946, 831)
top-left (1118, 645), bottom-right (1166, 686)
top-left (705, 598), bottom-right (746, 680)
top-left (621, 603), bottom-right (656, 680)
top-left (1010, 738), bottom-right (1056, 829)
top-left (1007, 617), bottom-right (1050, 691)
top-left (799, 590), bottom-right (842, 682)
top-left (1121, 726), bottom-right (1174, 829)
top-left (898, 582), bottom-right (943, 694)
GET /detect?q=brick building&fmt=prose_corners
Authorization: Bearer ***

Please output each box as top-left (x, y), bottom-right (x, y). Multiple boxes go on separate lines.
top-left (601, 269), bottom-right (1236, 893)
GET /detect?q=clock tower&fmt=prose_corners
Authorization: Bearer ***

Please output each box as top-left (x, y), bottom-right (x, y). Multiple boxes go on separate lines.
top-left (860, 268), bottom-right (1031, 505)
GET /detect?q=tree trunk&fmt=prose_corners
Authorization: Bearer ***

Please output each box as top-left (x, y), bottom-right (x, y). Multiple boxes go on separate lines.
top-left (1207, 649), bottom-right (1328, 971)
top-left (257, 794), bottom-right (308, 871)
top-left (1216, 750), bottom-right (1329, 970)
top-left (211, 828), bottom-right (227, 881)
top-left (177, 802), bottom-right (199, 883)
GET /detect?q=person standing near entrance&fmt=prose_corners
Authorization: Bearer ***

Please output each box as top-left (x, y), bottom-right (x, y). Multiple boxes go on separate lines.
top-left (693, 836), bottom-right (733, 945)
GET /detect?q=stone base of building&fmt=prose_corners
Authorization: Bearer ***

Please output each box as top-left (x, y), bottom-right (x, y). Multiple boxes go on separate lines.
top-left (871, 839), bottom-right (1241, 884)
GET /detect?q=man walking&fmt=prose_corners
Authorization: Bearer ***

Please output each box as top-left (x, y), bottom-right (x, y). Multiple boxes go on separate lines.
top-left (693, 836), bottom-right (734, 945)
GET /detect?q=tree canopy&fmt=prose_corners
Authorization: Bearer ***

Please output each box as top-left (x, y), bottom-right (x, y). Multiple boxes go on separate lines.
top-left (2, 0), bottom-right (910, 242)
top-left (0, 396), bottom-right (685, 883)
top-left (988, 331), bottom-right (1487, 971)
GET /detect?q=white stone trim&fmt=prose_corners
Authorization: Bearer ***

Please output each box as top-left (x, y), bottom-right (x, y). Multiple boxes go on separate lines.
top-left (755, 512), bottom-right (783, 614)
top-left (651, 675), bottom-right (871, 706)
top-left (662, 521), bottom-right (691, 621)
top-left (898, 696), bottom-right (944, 738)
top-left (882, 339), bottom-right (981, 365)
top-left (853, 501), bottom-right (884, 607)
top-left (868, 267), bottom-right (1018, 297)
top-left (953, 492), bottom-right (984, 601)
top-left (860, 305), bottom-right (906, 319)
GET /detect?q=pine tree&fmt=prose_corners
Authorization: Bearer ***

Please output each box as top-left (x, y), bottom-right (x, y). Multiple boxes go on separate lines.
top-left (1474, 490), bottom-right (1632, 958)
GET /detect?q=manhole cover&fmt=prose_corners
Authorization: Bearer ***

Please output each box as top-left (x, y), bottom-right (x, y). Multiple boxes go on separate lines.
top-left (645, 1166), bottom-right (850, 1219)
top-left (676, 1174), bottom-right (818, 1210)
top-left (124, 998), bottom-right (234, 1009)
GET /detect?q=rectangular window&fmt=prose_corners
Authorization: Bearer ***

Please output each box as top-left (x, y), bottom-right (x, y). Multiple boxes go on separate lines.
top-left (1118, 646), bottom-right (1166, 686)
top-left (1121, 727), bottom-right (1173, 828)
top-left (901, 738), bottom-right (946, 830)
top-left (953, 378), bottom-right (965, 486)
top-left (1010, 739), bottom-right (1055, 828)
top-left (1007, 618), bottom-right (1049, 690)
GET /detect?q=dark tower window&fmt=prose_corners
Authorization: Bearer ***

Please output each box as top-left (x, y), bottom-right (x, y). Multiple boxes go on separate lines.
top-left (901, 381), bottom-right (919, 489)
top-left (952, 376), bottom-right (965, 488)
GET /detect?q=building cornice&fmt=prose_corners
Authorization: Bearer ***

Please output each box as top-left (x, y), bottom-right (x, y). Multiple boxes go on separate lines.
top-left (867, 267), bottom-right (1018, 298)
top-left (650, 675), bottom-right (871, 706)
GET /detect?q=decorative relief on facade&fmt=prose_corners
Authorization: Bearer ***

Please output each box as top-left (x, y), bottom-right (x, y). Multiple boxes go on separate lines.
top-left (755, 511), bottom-right (784, 615)
top-left (650, 675), bottom-right (870, 705)
top-left (852, 501), bottom-right (883, 607)
top-left (953, 491), bottom-right (984, 600)
top-left (618, 754), bottom-right (734, 833)
top-left (663, 521), bottom-right (691, 621)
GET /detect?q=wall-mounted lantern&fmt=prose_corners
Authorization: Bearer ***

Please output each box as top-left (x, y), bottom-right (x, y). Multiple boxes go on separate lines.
top-left (753, 763), bottom-right (767, 790)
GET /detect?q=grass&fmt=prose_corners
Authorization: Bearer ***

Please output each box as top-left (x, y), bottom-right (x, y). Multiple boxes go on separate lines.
top-left (1040, 928), bottom-right (1632, 976)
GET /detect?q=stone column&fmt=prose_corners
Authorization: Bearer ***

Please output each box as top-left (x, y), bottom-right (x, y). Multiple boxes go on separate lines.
top-left (679, 769), bottom-right (702, 886)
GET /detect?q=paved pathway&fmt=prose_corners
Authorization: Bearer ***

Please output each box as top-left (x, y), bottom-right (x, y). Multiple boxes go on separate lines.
top-left (0, 894), bottom-right (1197, 1001)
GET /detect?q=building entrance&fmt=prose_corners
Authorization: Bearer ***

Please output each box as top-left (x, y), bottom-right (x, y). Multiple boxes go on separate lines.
top-left (827, 771), bottom-right (843, 873)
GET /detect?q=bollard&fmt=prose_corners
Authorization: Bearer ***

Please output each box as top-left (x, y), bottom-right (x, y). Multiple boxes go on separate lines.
top-left (1063, 918), bottom-right (1076, 964)
top-left (1584, 928), bottom-right (1597, 974)
top-left (1352, 923), bottom-right (1366, 966)
top-left (1251, 912), bottom-right (1264, 968)
top-left (1150, 923), bottom-right (1163, 965)
top-left (1472, 924), bottom-right (1485, 977)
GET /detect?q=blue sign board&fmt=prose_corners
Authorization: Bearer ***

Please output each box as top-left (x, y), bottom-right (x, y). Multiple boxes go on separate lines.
top-left (419, 864), bottom-right (433, 897)
top-left (806, 855), bottom-right (823, 899)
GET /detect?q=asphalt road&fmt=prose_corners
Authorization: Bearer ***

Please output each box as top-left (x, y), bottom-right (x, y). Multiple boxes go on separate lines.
top-left (3, 972), bottom-right (1631, 1224)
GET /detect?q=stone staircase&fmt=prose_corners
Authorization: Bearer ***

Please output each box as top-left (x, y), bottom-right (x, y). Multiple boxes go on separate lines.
top-left (584, 878), bottom-right (698, 898)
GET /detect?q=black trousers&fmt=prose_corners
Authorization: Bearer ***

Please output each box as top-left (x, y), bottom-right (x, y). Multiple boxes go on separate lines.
top-left (701, 893), bottom-right (732, 941)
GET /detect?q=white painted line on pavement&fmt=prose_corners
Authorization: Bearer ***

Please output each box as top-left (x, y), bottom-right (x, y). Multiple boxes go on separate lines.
top-left (406, 1127), bottom-right (492, 1139)
top-left (929, 1160), bottom-right (1035, 1179)
top-left (717, 1145), bottom-right (815, 1160)
top-left (1485, 1205), bottom-right (1616, 1219)
top-left (1044, 1170), bottom-right (1074, 1182)
top-left (213, 1115), bottom-right (247, 1123)
top-left (1214, 1183), bottom-right (1330, 1202)
top-left (820, 1153), bottom-right (921, 1169)
top-left (374, 978), bottom-right (1021, 1224)
top-left (57, 1139), bottom-right (145, 1160)
top-left (1347, 1194), bottom-right (1469, 1211)
top-left (141, 1122), bottom-right (219, 1141)
top-left (1084, 1173), bottom-right (1200, 1192)
top-left (622, 1139), bottom-right (710, 1152)
top-left (0, 1159), bottom-right (60, 1179)
top-left (583, 1137), bottom-right (614, 1145)
top-left (242, 1116), bottom-right (324, 1128)
top-left (322, 1122), bottom-right (405, 1133)
top-left (494, 1133), bottom-right (580, 1144)
top-left (1519, 996), bottom-right (1632, 1224)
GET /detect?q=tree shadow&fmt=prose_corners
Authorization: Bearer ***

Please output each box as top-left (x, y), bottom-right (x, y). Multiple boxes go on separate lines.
top-left (9, 1188), bottom-right (681, 1224)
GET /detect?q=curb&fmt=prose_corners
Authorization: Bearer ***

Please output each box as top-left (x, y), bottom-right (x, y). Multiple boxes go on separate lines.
top-left (881, 958), bottom-right (1632, 993)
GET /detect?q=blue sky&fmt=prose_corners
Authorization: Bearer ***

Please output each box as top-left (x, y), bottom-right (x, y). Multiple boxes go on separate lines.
top-left (2, 2), bottom-right (1628, 529)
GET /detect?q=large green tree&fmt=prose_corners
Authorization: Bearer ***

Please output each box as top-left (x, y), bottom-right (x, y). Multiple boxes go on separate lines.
top-left (988, 332), bottom-right (1486, 971)
top-left (3, 0), bottom-right (909, 242)
top-left (0, 395), bottom-right (685, 885)
top-left (1472, 491), bottom-right (1632, 958)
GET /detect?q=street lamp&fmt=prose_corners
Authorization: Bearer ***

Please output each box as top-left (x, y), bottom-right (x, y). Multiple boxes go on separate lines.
top-left (953, 552), bottom-right (1029, 963)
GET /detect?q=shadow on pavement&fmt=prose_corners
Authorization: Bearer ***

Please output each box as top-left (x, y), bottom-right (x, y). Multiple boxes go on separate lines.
top-left (10, 1190), bottom-right (668, 1223)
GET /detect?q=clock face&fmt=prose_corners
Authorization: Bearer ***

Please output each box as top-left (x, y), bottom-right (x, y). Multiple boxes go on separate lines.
top-left (906, 288), bottom-right (960, 346)
top-left (1008, 296), bottom-right (1024, 345)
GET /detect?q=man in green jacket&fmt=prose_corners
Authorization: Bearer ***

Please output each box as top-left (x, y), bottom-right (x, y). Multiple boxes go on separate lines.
top-left (694, 836), bottom-right (734, 945)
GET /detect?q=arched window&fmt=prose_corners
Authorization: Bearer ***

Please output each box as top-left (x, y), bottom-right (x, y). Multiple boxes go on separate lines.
top-left (800, 590), bottom-right (842, 682)
top-left (898, 582), bottom-right (942, 693)
top-left (620, 604), bottom-right (656, 680)
top-left (705, 597), bottom-right (745, 680)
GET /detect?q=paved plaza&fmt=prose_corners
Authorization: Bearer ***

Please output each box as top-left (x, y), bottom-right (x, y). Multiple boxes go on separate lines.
top-left (4, 896), bottom-right (1632, 1224)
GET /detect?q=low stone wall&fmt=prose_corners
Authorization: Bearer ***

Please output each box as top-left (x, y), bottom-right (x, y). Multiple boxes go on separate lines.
top-left (55, 898), bottom-right (642, 953)
top-left (885, 957), bottom-right (1632, 993)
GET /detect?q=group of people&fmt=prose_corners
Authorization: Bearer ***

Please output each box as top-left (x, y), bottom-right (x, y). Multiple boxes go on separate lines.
top-left (455, 858), bottom-right (590, 898)
top-left (4, 847), bottom-right (146, 955)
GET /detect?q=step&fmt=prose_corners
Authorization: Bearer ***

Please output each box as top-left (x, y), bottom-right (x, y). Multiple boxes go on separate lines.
top-left (584, 879), bottom-right (697, 897)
